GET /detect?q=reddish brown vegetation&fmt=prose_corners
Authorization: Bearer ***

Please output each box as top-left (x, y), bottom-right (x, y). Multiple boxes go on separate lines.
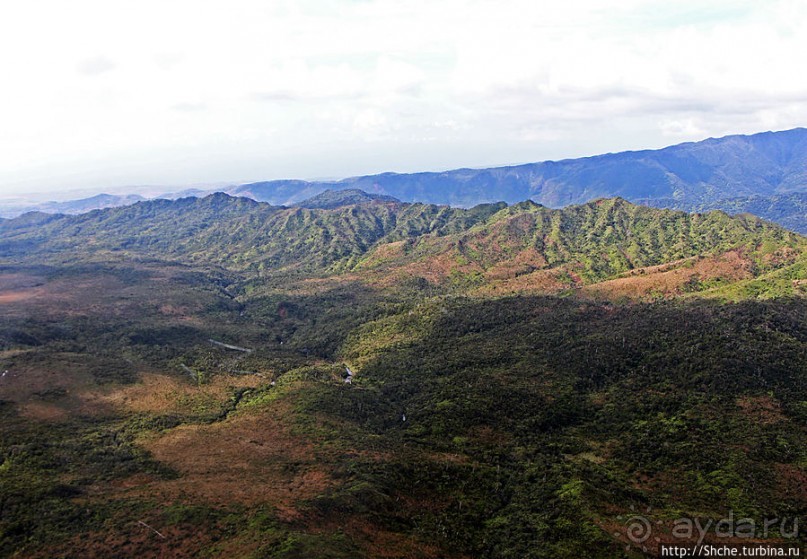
top-left (736, 395), bottom-right (787, 425)
top-left (92, 373), bottom-right (261, 415)
top-left (139, 402), bottom-right (333, 518)
top-left (582, 251), bottom-right (755, 299)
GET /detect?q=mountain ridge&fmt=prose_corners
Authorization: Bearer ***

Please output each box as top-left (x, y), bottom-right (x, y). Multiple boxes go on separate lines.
top-left (2, 193), bottom-right (803, 300)
top-left (294, 188), bottom-right (401, 209)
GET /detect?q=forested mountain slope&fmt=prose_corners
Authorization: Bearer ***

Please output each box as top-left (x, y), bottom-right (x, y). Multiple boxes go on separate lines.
top-left (2, 194), bottom-right (802, 291)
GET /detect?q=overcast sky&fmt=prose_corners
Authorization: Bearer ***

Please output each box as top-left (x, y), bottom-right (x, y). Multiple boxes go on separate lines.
top-left (1, 0), bottom-right (806, 198)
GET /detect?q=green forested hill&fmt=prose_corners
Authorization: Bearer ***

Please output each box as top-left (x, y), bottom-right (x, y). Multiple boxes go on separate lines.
top-left (1, 194), bottom-right (802, 288)
top-left (0, 194), bottom-right (505, 273)
top-left (359, 197), bottom-right (803, 285)
top-left (295, 188), bottom-right (401, 209)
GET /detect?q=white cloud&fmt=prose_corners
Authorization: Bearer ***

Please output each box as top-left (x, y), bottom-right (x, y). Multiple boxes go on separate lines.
top-left (76, 56), bottom-right (117, 76)
top-left (0, 0), bottom-right (805, 195)
top-left (659, 118), bottom-right (707, 138)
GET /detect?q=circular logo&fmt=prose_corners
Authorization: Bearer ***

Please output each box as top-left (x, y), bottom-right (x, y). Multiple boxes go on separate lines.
top-left (625, 515), bottom-right (652, 544)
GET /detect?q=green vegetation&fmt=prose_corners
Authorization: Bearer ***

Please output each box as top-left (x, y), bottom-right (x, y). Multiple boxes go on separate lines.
top-left (5, 195), bottom-right (799, 286)
top-left (0, 195), bottom-right (805, 557)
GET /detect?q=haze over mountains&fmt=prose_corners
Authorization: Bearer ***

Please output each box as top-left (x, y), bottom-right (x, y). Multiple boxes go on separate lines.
top-left (3, 128), bottom-right (807, 233)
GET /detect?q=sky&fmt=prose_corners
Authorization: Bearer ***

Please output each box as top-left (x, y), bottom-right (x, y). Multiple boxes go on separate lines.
top-left (1, 0), bottom-right (807, 198)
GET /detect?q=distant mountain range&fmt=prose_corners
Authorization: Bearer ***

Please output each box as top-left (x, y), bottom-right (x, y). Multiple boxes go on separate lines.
top-left (2, 128), bottom-right (806, 231)
top-left (0, 193), bottom-right (147, 218)
top-left (233, 128), bottom-right (807, 207)
top-left (34, 193), bottom-right (147, 214)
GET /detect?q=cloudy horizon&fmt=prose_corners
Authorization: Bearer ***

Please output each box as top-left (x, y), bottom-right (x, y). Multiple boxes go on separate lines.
top-left (2, 0), bottom-right (807, 197)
